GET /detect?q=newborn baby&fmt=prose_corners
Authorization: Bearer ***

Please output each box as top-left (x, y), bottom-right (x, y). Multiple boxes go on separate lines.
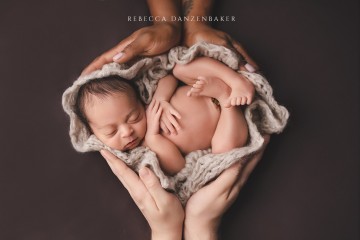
top-left (75, 57), bottom-right (254, 175)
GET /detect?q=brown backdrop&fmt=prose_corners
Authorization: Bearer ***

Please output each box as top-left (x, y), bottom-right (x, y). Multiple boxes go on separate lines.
top-left (0, 0), bottom-right (358, 239)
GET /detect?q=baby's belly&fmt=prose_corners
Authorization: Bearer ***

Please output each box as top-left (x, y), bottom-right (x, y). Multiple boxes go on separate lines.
top-left (162, 86), bottom-right (220, 154)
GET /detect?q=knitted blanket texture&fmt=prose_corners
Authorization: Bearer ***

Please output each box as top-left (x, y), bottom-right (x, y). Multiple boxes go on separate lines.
top-left (62, 42), bottom-right (289, 204)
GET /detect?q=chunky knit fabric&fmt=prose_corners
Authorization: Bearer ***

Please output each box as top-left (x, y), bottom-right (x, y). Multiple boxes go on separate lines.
top-left (62, 42), bottom-right (289, 204)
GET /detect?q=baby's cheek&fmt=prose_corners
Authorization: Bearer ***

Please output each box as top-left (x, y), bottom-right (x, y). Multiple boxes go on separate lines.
top-left (96, 134), bottom-right (122, 151)
top-left (107, 138), bottom-right (123, 151)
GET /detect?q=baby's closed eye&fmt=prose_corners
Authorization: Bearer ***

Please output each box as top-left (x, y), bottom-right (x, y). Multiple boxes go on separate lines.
top-left (104, 129), bottom-right (117, 137)
top-left (128, 112), bottom-right (142, 123)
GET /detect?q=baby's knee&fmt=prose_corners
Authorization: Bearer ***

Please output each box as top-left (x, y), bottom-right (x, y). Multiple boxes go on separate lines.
top-left (212, 133), bottom-right (248, 154)
top-left (212, 141), bottom-right (240, 154)
top-left (173, 63), bottom-right (188, 79)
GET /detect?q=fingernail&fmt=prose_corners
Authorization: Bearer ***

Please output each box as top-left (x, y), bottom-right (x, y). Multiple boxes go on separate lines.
top-left (113, 52), bottom-right (124, 61)
top-left (245, 63), bottom-right (256, 73)
top-left (139, 168), bottom-right (149, 179)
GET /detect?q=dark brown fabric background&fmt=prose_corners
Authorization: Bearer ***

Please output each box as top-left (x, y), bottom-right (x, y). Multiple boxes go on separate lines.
top-left (0, 0), bottom-right (358, 239)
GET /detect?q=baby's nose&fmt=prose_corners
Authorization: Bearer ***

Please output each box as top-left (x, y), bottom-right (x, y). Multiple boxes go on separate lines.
top-left (120, 124), bottom-right (133, 137)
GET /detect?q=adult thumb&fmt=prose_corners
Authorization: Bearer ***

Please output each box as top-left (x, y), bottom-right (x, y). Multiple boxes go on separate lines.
top-left (114, 40), bottom-right (144, 64)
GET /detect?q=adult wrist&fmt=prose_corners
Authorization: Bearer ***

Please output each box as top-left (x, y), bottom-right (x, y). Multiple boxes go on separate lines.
top-left (184, 218), bottom-right (220, 240)
top-left (183, 21), bottom-right (211, 40)
top-left (153, 21), bottom-right (181, 46)
top-left (151, 227), bottom-right (183, 240)
top-left (184, 21), bottom-right (209, 32)
top-left (153, 19), bottom-right (181, 33)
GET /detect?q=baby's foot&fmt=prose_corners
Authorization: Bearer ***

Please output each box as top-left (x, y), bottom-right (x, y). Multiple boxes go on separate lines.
top-left (227, 75), bottom-right (255, 106)
top-left (187, 76), bottom-right (231, 107)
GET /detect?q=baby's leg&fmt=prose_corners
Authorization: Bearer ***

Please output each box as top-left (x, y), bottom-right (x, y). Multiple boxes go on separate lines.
top-left (173, 57), bottom-right (255, 106)
top-left (211, 106), bottom-right (248, 154)
top-left (187, 76), bottom-right (230, 107)
top-left (186, 76), bottom-right (248, 153)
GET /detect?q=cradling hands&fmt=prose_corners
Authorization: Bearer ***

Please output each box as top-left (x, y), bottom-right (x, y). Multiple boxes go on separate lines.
top-left (82, 22), bottom-right (181, 75)
top-left (183, 22), bottom-right (259, 73)
top-left (184, 135), bottom-right (270, 240)
top-left (100, 150), bottom-right (184, 240)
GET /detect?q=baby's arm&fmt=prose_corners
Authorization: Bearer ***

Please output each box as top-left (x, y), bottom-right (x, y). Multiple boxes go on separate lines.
top-left (152, 74), bottom-right (177, 102)
top-left (152, 74), bottom-right (182, 135)
top-left (145, 99), bottom-right (185, 176)
top-left (173, 57), bottom-right (255, 106)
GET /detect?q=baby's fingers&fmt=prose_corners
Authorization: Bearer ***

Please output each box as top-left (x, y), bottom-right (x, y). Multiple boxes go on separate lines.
top-left (153, 103), bottom-right (162, 120)
top-left (160, 121), bottom-right (170, 135)
top-left (162, 116), bottom-right (177, 135)
top-left (167, 114), bottom-right (181, 132)
top-left (147, 99), bottom-right (160, 114)
top-left (169, 108), bottom-right (181, 120)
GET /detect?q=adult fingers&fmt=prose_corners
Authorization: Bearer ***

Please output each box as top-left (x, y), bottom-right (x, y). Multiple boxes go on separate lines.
top-left (81, 53), bottom-right (113, 75)
top-left (115, 36), bottom-right (147, 64)
top-left (100, 150), bottom-right (147, 196)
top-left (100, 150), bottom-right (160, 211)
top-left (230, 39), bottom-right (259, 72)
top-left (111, 35), bottom-right (138, 62)
top-left (81, 38), bottom-right (135, 75)
top-left (139, 167), bottom-right (174, 208)
top-left (202, 162), bottom-right (242, 198)
top-left (229, 135), bottom-right (271, 199)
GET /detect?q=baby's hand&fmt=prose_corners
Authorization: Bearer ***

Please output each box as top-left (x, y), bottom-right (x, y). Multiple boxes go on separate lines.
top-left (159, 100), bottom-right (181, 135)
top-left (146, 99), bottom-right (162, 136)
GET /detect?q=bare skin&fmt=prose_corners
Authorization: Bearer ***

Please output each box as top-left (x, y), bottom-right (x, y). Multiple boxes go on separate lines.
top-left (84, 58), bottom-right (251, 175)
top-left (162, 86), bottom-right (220, 155)
top-left (188, 77), bottom-right (249, 152)
top-left (174, 57), bottom-right (255, 107)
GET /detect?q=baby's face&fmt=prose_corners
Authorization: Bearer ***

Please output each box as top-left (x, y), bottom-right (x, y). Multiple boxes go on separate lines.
top-left (84, 92), bottom-right (147, 151)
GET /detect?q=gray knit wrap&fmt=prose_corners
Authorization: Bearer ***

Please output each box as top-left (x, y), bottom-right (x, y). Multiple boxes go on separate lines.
top-left (62, 42), bottom-right (289, 204)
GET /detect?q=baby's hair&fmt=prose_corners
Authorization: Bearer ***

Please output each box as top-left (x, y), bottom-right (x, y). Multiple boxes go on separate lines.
top-left (74, 75), bottom-right (141, 129)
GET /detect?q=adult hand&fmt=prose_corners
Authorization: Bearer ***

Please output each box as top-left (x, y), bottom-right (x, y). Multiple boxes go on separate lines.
top-left (183, 22), bottom-right (259, 73)
top-left (82, 22), bottom-right (181, 75)
top-left (100, 149), bottom-right (184, 240)
top-left (184, 135), bottom-right (270, 240)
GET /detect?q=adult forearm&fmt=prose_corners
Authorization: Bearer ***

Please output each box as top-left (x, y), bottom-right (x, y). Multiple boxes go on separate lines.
top-left (148, 0), bottom-right (181, 26)
top-left (182, 0), bottom-right (214, 17)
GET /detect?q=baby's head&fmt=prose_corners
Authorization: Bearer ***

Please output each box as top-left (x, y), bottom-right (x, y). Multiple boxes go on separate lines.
top-left (75, 76), bottom-right (147, 151)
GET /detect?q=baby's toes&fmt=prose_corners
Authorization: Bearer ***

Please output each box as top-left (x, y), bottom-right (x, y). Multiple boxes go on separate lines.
top-left (192, 84), bottom-right (203, 90)
top-left (241, 97), bottom-right (247, 105)
top-left (193, 81), bottom-right (205, 90)
top-left (230, 97), bottom-right (237, 106)
top-left (246, 96), bottom-right (252, 105)
top-left (197, 78), bottom-right (207, 85)
top-left (186, 89), bottom-right (193, 97)
top-left (188, 87), bottom-right (200, 97)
